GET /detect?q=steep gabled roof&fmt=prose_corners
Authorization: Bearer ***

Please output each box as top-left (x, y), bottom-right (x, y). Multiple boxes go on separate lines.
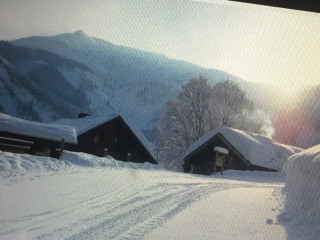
top-left (184, 126), bottom-right (302, 171)
top-left (0, 113), bottom-right (77, 144)
top-left (55, 113), bottom-right (119, 135)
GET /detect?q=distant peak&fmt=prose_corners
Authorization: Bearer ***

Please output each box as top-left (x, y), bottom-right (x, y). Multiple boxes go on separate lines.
top-left (55, 30), bottom-right (91, 41)
top-left (73, 30), bottom-right (86, 36)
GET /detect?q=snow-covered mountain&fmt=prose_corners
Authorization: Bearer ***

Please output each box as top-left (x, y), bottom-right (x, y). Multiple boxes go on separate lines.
top-left (10, 31), bottom-right (241, 140)
top-left (3, 30), bottom-right (286, 141)
top-left (0, 41), bottom-right (91, 121)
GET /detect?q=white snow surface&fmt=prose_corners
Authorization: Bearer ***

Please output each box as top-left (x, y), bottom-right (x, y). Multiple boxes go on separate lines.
top-left (0, 113), bottom-right (77, 144)
top-left (0, 151), bottom-right (286, 240)
top-left (185, 126), bottom-right (302, 171)
top-left (278, 144), bottom-right (320, 240)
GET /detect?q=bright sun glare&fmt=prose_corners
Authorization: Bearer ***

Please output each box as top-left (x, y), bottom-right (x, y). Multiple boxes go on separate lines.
top-left (280, 84), bottom-right (306, 107)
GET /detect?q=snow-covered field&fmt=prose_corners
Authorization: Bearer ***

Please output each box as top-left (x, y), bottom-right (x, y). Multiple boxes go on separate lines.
top-left (0, 150), bottom-right (312, 240)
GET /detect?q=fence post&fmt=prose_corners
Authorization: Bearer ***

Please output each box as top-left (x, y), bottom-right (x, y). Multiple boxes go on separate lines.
top-left (58, 138), bottom-right (65, 159)
top-left (103, 148), bottom-right (108, 157)
top-left (126, 153), bottom-right (131, 162)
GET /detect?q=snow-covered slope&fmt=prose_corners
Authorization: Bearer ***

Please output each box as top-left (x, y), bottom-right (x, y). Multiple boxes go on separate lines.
top-left (0, 41), bottom-right (92, 121)
top-left (0, 57), bottom-right (55, 121)
top-left (11, 31), bottom-right (237, 138)
top-left (185, 126), bottom-right (302, 171)
top-left (279, 144), bottom-right (320, 239)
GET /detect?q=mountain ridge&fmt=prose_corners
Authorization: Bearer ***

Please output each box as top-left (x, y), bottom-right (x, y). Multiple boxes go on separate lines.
top-left (11, 30), bottom-right (235, 140)
top-left (5, 30), bottom-right (287, 142)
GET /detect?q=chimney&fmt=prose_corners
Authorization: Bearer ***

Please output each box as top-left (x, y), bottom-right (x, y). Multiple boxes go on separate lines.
top-left (77, 113), bottom-right (90, 118)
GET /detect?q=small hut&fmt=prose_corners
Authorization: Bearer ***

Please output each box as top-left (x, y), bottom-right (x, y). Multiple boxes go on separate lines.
top-left (182, 126), bottom-right (298, 175)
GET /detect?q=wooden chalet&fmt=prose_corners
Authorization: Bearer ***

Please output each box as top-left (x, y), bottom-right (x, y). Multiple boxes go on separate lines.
top-left (0, 113), bottom-right (77, 158)
top-left (183, 126), bottom-right (278, 175)
top-left (55, 114), bottom-right (157, 164)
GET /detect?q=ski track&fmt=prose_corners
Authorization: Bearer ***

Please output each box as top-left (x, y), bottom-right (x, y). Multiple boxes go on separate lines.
top-left (1, 177), bottom-right (256, 240)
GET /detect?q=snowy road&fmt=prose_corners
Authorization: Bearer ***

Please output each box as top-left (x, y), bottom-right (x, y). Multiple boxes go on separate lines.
top-left (146, 187), bottom-right (285, 240)
top-left (0, 152), bottom-right (286, 240)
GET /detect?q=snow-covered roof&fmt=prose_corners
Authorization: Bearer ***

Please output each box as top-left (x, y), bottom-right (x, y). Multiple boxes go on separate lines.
top-left (55, 114), bottom-right (156, 160)
top-left (0, 113), bottom-right (77, 144)
top-left (54, 113), bottom-right (119, 135)
top-left (185, 126), bottom-right (302, 171)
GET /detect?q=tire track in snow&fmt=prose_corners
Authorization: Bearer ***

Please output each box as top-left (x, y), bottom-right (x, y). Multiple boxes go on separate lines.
top-left (37, 181), bottom-right (231, 240)
top-left (0, 179), bottom-right (146, 237)
top-left (35, 183), bottom-right (188, 240)
top-left (1, 175), bottom-right (254, 240)
top-left (115, 182), bottom-right (229, 240)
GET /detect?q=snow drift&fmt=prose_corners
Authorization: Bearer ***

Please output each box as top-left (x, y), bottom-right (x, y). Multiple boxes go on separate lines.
top-left (185, 126), bottom-right (302, 171)
top-left (0, 151), bottom-right (160, 178)
top-left (279, 144), bottom-right (320, 238)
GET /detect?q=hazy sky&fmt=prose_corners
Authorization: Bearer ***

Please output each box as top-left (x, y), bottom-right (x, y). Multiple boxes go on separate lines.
top-left (1, 0), bottom-right (319, 89)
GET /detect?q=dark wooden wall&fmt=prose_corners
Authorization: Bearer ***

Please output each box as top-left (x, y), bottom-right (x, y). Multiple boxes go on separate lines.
top-left (184, 136), bottom-right (249, 175)
top-left (65, 117), bottom-right (156, 164)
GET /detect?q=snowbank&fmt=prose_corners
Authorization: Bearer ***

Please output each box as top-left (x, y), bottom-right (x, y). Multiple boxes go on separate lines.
top-left (0, 151), bottom-right (160, 178)
top-left (185, 126), bottom-right (302, 171)
top-left (279, 144), bottom-right (320, 239)
top-left (0, 113), bottom-right (77, 144)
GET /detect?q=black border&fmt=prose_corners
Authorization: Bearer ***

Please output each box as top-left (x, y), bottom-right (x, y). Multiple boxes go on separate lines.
top-left (227, 0), bottom-right (320, 13)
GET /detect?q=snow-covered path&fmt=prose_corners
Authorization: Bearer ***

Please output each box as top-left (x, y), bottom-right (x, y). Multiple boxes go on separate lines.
top-left (0, 152), bottom-right (286, 240)
top-left (145, 187), bottom-right (285, 240)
